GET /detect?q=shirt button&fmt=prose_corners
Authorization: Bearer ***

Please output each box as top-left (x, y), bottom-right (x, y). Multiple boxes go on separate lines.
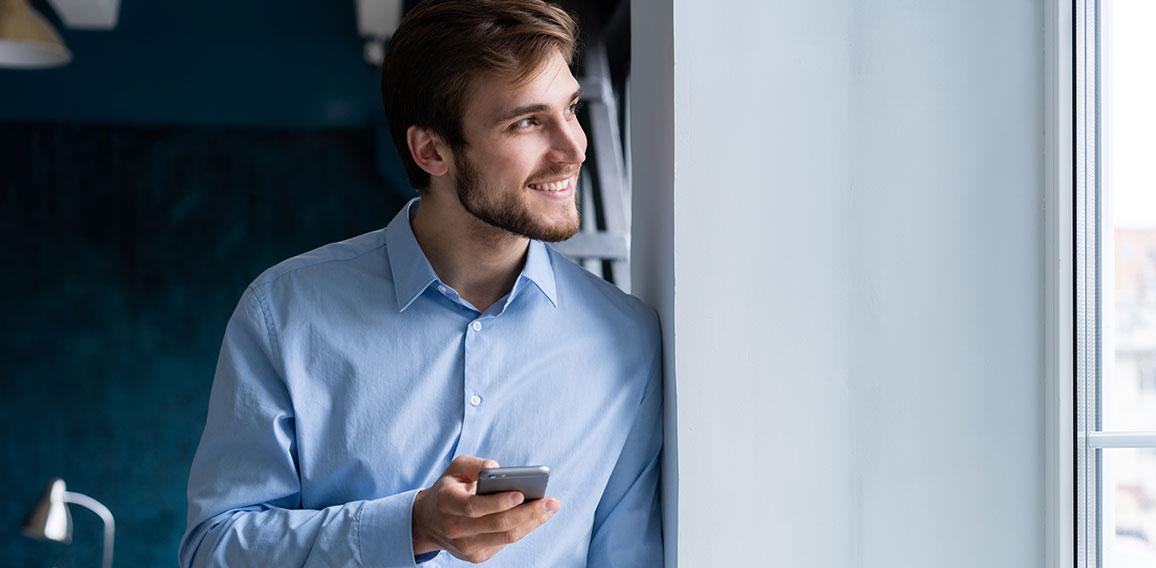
top-left (470, 395), bottom-right (482, 406)
top-left (471, 321), bottom-right (482, 332)
top-left (437, 284), bottom-right (448, 294)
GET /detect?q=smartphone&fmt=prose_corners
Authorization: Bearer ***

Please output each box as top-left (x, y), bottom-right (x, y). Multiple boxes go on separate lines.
top-left (476, 465), bottom-right (550, 501)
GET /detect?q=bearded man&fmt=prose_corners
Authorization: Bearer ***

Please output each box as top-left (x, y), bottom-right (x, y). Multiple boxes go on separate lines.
top-left (180, 1), bottom-right (662, 566)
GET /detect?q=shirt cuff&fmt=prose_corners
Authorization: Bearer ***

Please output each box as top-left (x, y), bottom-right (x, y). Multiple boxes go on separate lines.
top-left (357, 488), bottom-right (426, 568)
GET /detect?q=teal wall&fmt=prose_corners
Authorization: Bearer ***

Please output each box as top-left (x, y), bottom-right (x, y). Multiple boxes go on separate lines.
top-left (0, 123), bottom-right (409, 566)
top-left (0, 1), bottom-right (384, 127)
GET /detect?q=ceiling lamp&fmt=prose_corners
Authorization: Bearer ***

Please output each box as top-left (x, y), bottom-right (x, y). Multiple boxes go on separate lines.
top-left (0, 0), bottom-right (72, 69)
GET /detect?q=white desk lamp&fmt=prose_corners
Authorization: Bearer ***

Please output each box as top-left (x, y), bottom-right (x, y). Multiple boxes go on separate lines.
top-left (22, 478), bottom-right (115, 568)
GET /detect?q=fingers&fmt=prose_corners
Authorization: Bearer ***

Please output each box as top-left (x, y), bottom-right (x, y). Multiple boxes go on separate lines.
top-left (443, 495), bottom-right (546, 538)
top-left (413, 456), bottom-right (502, 554)
top-left (446, 499), bottom-right (562, 563)
top-left (442, 488), bottom-right (524, 518)
top-left (445, 455), bottom-right (500, 480)
top-left (471, 497), bottom-right (560, 534)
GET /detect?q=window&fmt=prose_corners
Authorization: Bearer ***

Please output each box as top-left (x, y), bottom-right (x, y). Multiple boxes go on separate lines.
top-left (1075, 1), bottom-right (1156, 567)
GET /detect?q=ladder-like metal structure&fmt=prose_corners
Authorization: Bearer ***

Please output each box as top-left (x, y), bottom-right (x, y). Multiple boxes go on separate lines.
top-left (552, 2), bottom-right (632, 291)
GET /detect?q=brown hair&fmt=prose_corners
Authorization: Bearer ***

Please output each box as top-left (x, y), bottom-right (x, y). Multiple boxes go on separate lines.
top-left (380, 0), bottom-right (579, 190)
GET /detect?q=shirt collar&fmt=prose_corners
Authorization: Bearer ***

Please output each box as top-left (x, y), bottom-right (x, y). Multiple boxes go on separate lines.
top-left (385, 197), bottom-right (559, 311)
top-left (521, 239), bottom-right (558, 308)
top-left (386, 198), bottom-right (439, 311)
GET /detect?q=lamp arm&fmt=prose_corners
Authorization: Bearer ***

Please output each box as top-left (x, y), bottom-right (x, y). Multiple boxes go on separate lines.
top-left (63, 491), bottom-right (114, 568)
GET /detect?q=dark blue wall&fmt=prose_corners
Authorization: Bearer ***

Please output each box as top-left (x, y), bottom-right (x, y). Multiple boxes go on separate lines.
top-left (1, 1), bottom-right (417, 563)
top-left (0, 122), bottom-right (410, 566)
top-left (0, 1), bottom-right (384, 127)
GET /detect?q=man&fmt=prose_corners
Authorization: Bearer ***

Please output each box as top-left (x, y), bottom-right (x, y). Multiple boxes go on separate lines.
top-left (179, 0), bottom-right (662, 565)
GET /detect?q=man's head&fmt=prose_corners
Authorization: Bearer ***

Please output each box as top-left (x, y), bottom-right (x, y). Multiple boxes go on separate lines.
top-left (380, 0), bottom-right (580, 191)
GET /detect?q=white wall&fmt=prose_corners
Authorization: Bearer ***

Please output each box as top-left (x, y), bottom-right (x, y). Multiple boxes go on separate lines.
top-left (628, 0), bottom-right (677, 565)
top-left (631, 1), bottom-right (1045, 566)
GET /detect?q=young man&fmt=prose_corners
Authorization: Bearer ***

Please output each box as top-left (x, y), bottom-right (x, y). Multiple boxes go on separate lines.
top-left (180, 0), bottom-right (662, 566)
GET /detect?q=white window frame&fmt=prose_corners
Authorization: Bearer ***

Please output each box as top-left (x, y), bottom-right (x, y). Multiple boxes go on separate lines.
top-left (1044, 2), bottom-right (1075, 568)
top-left (1074, 0), bottom-right (1098, 564)
top-left (1063, 2), bottom-right (1156, 567)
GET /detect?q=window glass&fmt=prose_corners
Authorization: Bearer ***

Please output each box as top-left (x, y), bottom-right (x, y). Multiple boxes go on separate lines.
top-left (1104, 0), bottom-right (1156, 432)
top-left (1103, 448), bottom-right (1156, 567)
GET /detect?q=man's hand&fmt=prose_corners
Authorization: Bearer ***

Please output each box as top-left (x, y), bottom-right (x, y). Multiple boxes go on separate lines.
top-left (412, 455), bottom-right (561, 563)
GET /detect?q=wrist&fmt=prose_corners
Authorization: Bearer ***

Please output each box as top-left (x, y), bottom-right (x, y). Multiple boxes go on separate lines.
top-left (411, 489), bottom-right (439, 556)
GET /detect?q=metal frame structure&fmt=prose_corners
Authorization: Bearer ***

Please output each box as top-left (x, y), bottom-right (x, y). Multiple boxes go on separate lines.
top-left (1074, 1), bottom-right (1100, 564)
top-left (552, 14), bottom-right (632, 291)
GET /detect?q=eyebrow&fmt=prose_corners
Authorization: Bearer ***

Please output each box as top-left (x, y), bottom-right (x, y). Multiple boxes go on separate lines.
top-left (493, 88), bottom-right (583, 125)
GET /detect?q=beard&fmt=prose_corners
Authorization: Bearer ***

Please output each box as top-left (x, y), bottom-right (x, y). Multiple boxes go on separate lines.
top-left (453, 151), bottom-right (581, 243)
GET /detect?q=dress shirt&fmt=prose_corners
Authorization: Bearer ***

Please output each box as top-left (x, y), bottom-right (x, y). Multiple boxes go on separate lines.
top-left (180, 198), bottom-right (663, 567)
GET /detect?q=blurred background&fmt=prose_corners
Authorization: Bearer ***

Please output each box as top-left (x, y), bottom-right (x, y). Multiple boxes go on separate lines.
top-left (1, 1), bottom-right (413, 565)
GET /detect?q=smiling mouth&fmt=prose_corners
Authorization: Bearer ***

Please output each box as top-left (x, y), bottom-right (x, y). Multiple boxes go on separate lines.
top-left (527, 177), bottom-right (573, 192)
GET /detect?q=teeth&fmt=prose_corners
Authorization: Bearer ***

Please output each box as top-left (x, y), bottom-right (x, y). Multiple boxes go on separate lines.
top-left (529, 178), bottom-right (570, 191)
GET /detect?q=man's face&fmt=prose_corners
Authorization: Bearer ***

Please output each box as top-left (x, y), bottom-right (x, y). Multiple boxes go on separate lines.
top-left (452, 51), bottom-right (587, 242)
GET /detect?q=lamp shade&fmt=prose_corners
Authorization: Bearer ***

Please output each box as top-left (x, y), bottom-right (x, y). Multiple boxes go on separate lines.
top-left (21, 477), bottom-right (73, 543)
top-left (0, 0), bottom-right (73, 68)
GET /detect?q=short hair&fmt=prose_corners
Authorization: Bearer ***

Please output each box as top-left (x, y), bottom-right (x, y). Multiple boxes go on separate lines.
top-left (380, 0), bottom-right (580, 190)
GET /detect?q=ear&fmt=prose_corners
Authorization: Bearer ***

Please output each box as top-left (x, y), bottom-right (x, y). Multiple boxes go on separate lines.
top-left (406, 126), bottom-right (451, 178)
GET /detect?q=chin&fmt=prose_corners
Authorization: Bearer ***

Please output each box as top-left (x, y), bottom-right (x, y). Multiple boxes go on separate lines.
top-left (528, 218), bottom-right (580, 242)
top-left (538, 208), bottom-right (581, 241)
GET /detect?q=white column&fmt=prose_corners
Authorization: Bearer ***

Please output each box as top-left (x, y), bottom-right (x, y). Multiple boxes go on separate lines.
top-left (631, 1), bottom-right (1046, 566)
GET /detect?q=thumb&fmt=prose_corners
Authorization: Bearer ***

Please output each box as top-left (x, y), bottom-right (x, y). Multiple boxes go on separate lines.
top-left (446, 455), bottom-right (500, 479)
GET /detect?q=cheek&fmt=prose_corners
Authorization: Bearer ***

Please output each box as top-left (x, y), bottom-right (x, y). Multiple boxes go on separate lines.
top-left (472, 149), bottom-right (520, 180)
top-left (489, 141), bottom-right (536, 167)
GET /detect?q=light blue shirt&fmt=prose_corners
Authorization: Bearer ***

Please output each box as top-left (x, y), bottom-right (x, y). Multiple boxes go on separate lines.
top-left (180, 199), bottom-right (663, 567)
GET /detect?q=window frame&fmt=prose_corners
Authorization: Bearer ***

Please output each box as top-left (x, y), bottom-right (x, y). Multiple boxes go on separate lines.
top-left (1067, 1), bottom-right (1156, 567)
top-left (1074, 0), bottom-right (1098, 565)
top-left (1044, 1), bottom-right (1075, 568)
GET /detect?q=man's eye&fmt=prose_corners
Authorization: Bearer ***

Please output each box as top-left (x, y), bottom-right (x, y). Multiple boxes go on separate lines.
top-left (513, 118), bottom-right (536, 129)
top-left (566, 101), bottom-right (583, 116)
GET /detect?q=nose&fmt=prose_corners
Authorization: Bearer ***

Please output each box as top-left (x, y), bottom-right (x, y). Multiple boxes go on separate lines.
top-left (548, 117), bottom-right (586, 165)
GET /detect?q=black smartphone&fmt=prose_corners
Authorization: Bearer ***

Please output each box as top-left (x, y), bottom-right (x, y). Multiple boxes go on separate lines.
top-left (476, 466), bottom-right (550, 501)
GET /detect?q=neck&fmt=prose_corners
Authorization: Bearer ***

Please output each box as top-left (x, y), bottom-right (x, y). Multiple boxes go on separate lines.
top-left (410, 191), bottom-right (529, 313)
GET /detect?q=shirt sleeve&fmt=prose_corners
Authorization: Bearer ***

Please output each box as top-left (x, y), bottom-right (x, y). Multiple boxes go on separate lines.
top-left (586, 329), bottom-right (665, 567)
top-left (179, 286), bottom-right (423, 568)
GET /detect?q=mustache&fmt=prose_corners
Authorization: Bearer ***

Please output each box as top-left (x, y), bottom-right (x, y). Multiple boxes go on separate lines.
top-left (526, 166), bottom-right (580, 184)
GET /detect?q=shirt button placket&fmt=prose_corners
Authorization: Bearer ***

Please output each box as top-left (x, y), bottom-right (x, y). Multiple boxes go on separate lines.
top-left (468, 322), bottom-right (483, 408)
top-left (459, 318), bottom-right (485, 456)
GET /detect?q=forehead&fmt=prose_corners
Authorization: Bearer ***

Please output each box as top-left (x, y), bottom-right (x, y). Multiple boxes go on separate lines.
top-left (463, 51), bottom-right (581, 126)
